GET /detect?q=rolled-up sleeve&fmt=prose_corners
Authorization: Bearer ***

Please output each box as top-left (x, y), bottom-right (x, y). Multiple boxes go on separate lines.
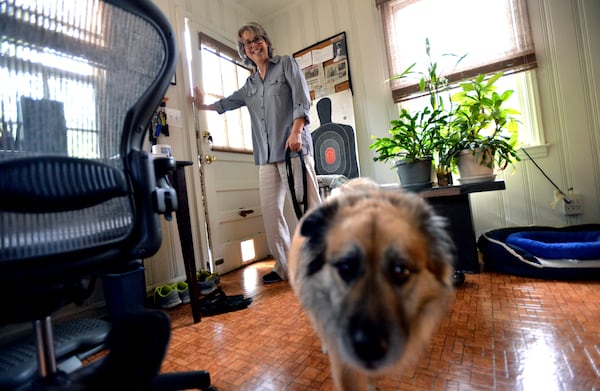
top-left (282, 56), bottom-right (311, 125)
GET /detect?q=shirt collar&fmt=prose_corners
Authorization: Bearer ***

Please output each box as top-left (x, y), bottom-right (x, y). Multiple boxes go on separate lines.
top-left (252, 55), bottom-right (281, 78)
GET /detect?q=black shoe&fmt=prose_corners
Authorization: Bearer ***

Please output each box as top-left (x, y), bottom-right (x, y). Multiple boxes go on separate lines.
top-left (262, 271), bottom-right (283, 284)
top-left (199, 289), bottom-right (252, 316)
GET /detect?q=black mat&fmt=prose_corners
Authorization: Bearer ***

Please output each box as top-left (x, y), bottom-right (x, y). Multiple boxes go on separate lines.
top-left (199, 288), bottom-right (252, 316)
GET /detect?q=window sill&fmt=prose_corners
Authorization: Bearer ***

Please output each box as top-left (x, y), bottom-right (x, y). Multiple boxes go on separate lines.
top-left (517, 144), bottom-right (550, 160)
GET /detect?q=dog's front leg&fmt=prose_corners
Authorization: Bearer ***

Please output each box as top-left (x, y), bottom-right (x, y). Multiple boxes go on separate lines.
top-left (329, 352), bottom-right (368, 391)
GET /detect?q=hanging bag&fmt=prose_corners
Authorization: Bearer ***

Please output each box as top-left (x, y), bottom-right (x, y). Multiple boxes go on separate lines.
top-left (285, 148), bottom-right (308, 219)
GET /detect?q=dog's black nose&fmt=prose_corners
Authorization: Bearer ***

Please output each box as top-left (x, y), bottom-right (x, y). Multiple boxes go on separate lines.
top-left (349, 315), bottom-right (389, 366)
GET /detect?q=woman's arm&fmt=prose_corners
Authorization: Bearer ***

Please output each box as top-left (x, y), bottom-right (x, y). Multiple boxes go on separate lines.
top-left (188, 86), bottom-right (217, 111)
top-left (282, 56), bottom-right (311, 125)
top-left (286, 117), bottom-right (305, 152)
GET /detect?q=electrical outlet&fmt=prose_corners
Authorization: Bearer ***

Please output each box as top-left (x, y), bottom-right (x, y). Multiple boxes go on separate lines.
top-left (563, 194), bottom-right (583, 215)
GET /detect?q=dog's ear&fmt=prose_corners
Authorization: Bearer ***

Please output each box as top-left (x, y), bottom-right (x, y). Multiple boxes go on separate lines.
top-left (299, 201), bottom-right (338, 276)
top-left (299, 201), bottom-right (338, 239)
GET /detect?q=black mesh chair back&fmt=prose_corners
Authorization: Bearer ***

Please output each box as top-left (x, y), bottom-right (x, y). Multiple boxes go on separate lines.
top-left (0, 1), bottom-right (214, 389)
top-left (0, 0), bottom-right (174, 321)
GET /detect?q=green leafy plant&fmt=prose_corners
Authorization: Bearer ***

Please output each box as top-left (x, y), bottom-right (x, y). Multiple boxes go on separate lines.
top-left (448, 72), bottom-right (521, 169)
top-left (370, 39), bottom-right (462, 166)
top-left (371, 39), bottom-right (464, 172)
top-left (369, 106), bottom-right (448, 164)
top-left (371, 39), bottom-right (520, 181)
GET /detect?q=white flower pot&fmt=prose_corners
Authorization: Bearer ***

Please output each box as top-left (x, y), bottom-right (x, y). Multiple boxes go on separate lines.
top-left (457, 149), bottom-right (496, 184)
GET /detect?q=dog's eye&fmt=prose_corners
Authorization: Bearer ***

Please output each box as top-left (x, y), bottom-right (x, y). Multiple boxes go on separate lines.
top-left (384, 247), bottom-right (412, 285)
top-left (334, 254), bottom-right (361, 283)
top-left (390, 263), bottom-right (411, 285)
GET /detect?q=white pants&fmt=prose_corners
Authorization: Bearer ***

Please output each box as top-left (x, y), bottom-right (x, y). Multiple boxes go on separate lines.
top-left (259, 154), bottom-right (322, 279)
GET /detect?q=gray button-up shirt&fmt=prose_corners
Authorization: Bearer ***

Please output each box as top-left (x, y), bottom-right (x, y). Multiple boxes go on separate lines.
top-left (214, 55), bottom-right (313, 165)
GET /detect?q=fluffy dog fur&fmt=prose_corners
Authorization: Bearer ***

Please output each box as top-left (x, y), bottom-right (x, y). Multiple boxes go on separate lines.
top-left (288, 178), bottom-right (455, 391)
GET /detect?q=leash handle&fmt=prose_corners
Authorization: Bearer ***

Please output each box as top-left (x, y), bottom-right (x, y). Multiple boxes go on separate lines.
top-left (285, 148), bottom-right (308, 219)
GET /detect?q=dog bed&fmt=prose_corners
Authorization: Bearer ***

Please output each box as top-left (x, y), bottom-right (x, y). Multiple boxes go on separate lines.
top-left (478, 224), bottom-right (600, 279)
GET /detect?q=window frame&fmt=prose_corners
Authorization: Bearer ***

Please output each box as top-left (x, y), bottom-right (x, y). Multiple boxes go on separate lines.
top-left (376, 0), bottom-right (537, 103)
top-left (198, 33), bottom-right (253, 154)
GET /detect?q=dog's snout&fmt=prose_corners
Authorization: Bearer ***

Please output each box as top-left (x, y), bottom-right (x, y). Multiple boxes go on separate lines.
top-left (349, 314), bottom-right (389, 366)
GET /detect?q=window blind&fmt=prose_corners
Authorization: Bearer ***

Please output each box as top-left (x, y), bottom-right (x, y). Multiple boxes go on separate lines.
top-left (376, 0), bottom-right (537, 102)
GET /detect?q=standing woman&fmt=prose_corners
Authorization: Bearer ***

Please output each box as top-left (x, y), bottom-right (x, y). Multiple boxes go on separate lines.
top-left (189, 22), bottom-right (321, 284)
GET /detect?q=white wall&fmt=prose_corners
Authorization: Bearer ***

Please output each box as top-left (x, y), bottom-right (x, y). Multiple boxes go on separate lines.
top-left (154, 0), bottom-right (600, 272)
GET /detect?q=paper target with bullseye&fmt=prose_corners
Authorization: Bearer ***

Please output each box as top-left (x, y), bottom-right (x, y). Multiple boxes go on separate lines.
top-left (312, 123), bottom-right (359, 178)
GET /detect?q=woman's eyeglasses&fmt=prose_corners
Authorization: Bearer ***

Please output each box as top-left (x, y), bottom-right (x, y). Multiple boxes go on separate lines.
top-left (243, 36), bottom-right (264, 49)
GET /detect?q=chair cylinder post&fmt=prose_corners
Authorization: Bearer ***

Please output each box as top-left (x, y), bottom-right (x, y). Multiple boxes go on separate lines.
top-left (34, 316), bottom-right (58, 378)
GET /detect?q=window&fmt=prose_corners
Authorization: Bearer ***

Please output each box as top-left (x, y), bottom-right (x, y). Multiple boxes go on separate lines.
top-left (198, 33), bottom-right (253, 153)
top-left (401, 71), bottom-right (543, 148)
top-left (0, 1), bottom-right (99, 157)
top-left (377, 0), bottom-right (545, 150)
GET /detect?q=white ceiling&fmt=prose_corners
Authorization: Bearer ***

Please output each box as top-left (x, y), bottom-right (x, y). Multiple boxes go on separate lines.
top-left (230, 0), bottom-right (284, 18)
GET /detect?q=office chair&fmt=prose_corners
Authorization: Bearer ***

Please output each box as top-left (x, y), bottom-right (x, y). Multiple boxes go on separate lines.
top-left (0, 0), bottom-right (214, 389)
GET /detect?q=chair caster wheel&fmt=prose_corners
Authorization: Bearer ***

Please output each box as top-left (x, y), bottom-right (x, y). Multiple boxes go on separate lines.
top-left (453, 270), bottom-right (466, 286)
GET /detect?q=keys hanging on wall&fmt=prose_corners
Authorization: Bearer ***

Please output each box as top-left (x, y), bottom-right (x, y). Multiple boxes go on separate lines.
top-left (149, 97), bottom-right (170, 145)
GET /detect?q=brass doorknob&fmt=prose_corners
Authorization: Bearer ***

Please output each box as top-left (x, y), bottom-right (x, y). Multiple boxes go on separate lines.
top-left (204, 154), bottom-right (216, 164)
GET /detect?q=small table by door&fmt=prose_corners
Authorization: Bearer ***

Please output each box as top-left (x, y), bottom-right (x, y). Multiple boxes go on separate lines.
top-left (170, 161), bottom-right (203, 323)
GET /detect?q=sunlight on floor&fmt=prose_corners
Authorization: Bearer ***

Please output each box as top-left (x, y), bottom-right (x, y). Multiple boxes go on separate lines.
top-left (242, 264), bottom-right (259, 292)
top-left (520, 339), bottom-right (560, 390)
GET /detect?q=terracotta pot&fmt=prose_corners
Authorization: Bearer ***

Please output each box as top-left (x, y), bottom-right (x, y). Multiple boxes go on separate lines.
top-left (436, 172), bottom-right (453, 186)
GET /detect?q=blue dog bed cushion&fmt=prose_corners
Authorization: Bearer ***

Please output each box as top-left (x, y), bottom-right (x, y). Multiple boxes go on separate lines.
top-left (506, 230), bottom-right (600, 260)
top-left (478, 224), bottom-right (600, 279)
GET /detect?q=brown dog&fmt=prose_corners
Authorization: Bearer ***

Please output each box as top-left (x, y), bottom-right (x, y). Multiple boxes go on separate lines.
top-left (288, 178), bottom-right (455, 391)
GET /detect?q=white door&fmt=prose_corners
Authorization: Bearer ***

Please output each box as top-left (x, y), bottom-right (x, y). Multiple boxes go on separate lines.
top-left (181, 18), bottom-right (270, 275)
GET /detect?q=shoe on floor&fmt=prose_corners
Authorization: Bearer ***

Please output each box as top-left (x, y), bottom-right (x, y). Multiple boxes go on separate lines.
top-left (197, 270), bottom-right (220, 295)
top-left (199, 289), bottom-right (252, 316)
top-left (198, 279), bottom-right (218, 295)
top-left (172, 281), bottom-right (190, 304)
top-left (262, 271), bottom-right (283, 284)
top-left (153, 285), bottom-right (182, 309)
top-left (197, 270), bottom-right (220, 285)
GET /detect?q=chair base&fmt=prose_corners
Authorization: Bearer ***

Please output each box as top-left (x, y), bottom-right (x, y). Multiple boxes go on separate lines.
top-left (0, 318), bottom-right (110, 390)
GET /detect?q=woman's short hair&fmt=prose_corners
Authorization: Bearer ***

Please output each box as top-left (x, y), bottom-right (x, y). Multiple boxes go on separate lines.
top-left (237, 22), bottom-right (274, 68)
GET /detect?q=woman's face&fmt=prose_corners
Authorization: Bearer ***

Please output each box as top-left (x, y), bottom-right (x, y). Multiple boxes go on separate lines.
top-left (241, 30), bottom-right (269, 65)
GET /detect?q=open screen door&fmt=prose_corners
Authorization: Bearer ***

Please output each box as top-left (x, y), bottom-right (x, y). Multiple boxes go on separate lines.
top-left (182, 18), bottom-right (270, 275)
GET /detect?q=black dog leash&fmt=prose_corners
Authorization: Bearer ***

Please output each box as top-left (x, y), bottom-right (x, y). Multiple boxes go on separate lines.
top-left (285, 148), bottom-right (308, 219)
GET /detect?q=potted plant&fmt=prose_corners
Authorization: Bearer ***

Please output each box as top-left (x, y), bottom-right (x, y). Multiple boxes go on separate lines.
top-left (433, 125), bottom-right (460, 186)
top-left (369, 106), bottom-right (448, 190)
top-left (448, 72), bottom-right (520, 183)
top-left (370, 39), bottom-right (462, 189)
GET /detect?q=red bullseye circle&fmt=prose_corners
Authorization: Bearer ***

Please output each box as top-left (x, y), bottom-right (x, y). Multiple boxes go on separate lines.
top-left (325, 147), bottom-right (337, 165)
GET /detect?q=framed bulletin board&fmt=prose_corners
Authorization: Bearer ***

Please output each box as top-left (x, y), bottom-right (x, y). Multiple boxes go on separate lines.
top-left (293, 32), bottom-right (352, 101)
